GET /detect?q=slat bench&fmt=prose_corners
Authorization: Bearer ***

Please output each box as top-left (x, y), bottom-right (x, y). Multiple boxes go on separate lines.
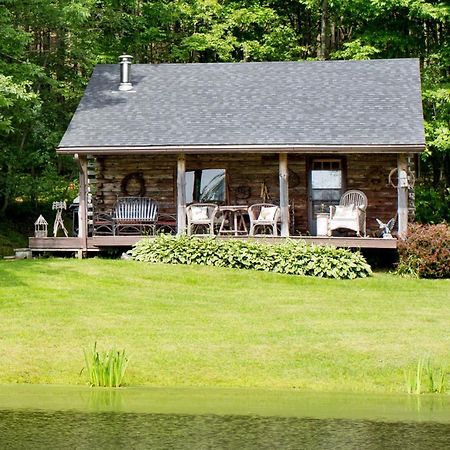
top-left (113, 197), bottom-right (158, 235)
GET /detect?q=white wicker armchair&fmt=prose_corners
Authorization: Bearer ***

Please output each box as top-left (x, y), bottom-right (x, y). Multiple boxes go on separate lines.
top-left (328, 190), bottom-right (368, 237)
top-left (248, 203), bottom-right (281, 236)
top-left (186, 203), bottom-right (219, 236)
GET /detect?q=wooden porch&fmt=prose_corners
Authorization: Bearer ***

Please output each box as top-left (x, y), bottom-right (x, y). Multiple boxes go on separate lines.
top-left (28, 235), bottom-right (397, 256)
top-left (27, 150), bottom-right (411, 258)
top-left (66, 151), bottom-right (411, 252)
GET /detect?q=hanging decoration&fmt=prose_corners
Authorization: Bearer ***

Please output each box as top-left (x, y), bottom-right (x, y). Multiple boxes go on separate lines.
top-left (288, 169), bottom-right (301, 188)
top-left (260, 182), bottom-right (271, 202)
top-left (120, 172), bottom-right (146, 197)
top-left (366, 167), bottom-right (385, 191)
top-left (235, 185), bottom-right (251, 200)
top-left (388, 168), bottom-right (416, 189)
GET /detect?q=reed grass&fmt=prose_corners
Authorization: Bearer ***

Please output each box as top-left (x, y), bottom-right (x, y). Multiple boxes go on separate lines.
top-left (424, 360), bottom-right (447, 394)
top-left (83, 343), bottom-right (129, 387)
top-left (405, 359), bottom-right (447, 394)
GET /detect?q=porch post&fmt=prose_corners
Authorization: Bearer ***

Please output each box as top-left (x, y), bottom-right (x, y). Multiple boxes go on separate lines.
top-left (177, 153), bottom-right (186, 235)
top-left (279, 152), bottom-right (289, 237)
top-left (75, 154), bottom-right (88, 257)
top-left (397, 153), bottom-right (409, 239)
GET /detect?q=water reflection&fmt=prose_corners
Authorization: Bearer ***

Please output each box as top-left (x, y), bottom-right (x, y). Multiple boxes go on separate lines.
top-left (87, 388), bottom-right (123, 411)
top-left (1, 386), bottom-right (450, 449)
top-left (0, 409), bottom-right (449, 450)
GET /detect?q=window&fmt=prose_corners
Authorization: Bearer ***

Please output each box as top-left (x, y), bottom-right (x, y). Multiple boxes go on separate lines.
top-left (309, 158), bottom-right (344, 233)
top-left (185, 169), bottom-right (226, 203)
top-left (311, 159), bottom-right (342, 204)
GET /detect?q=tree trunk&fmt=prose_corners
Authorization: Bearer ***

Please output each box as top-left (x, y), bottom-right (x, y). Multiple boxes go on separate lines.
top-left (319, 0), bottom-right (331, 59)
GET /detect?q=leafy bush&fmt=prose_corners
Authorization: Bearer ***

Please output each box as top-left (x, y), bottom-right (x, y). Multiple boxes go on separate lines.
top-left (415, 185), bottom-right (450, 224)
top-left (397, 223), bottom-right (450, 278)
top-left (130, 235), bottom-right (372, 279)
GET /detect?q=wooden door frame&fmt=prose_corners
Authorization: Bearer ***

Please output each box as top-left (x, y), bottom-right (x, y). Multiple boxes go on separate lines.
top-left (307, 155), bottom-right (347, 233)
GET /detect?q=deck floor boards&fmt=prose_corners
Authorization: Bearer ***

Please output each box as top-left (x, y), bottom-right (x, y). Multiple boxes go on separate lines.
top-left (29, 235), bottom-right (397, 253)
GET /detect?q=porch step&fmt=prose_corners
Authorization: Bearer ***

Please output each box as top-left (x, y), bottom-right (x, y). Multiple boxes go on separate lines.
top-left (13, 248), bottom-right (33, 259)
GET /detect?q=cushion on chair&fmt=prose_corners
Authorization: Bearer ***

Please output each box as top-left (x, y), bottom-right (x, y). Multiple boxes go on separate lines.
top-left (258, 206), bottom-right (278, 221)
top-left (333, 204), bottom-right (356, 219)
top-left (190, 206), bottom-right (209, 221)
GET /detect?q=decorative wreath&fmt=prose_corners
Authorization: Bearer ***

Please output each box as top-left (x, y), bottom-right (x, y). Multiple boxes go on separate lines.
top-left (120, 172), bottom-right (146, 197)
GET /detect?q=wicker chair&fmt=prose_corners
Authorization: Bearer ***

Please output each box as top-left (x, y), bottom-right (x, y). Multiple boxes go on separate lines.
top-left (248, 203), bottom-right (281, 236)
top-left (186, 203), bottom-right (219, 236)
top-left (328, 190), bottom-right (368, 237)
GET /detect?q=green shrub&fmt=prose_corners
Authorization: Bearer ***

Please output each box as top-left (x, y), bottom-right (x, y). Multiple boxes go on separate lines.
top-left (83, 343), bottom-right (129, 387)
top-left (415, 185), bottom-right (450, 224)
top-left (397, 223), bottom-right (450, 278)
top-left (130, 235), bottom-right (372, 279)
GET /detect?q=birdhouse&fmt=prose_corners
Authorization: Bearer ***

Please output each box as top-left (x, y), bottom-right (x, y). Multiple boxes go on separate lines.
top-left (34, 215), bottom-right (48, 238)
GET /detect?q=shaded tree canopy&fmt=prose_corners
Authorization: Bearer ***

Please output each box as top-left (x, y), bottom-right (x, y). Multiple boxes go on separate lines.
top-left (0, 0), bottom-right (449, 220)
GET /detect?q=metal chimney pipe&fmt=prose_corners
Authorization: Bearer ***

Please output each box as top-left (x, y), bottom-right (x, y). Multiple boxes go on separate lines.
top-left (119, 55), bottom-right (133, 91)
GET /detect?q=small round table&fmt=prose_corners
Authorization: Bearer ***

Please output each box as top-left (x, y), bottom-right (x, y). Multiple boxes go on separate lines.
top-left (218, 206), bottom-right (248, 236)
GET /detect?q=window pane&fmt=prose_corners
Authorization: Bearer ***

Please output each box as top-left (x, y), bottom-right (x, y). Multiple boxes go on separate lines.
top-left (185, 171), bottom-right (195, 204)
top-left (331, 161), bottom-right (340, 170)
top-left (311, 189), bottom-right (342, 201)
top-left (311, 170), bottom-right (342, 189)
top-left (199, 169), bottom-right (226, 202)
top-left (186, 169), bottom-right (226, 203)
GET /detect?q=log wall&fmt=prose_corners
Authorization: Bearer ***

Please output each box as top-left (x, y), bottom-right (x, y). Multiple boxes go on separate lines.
top-left (95, 152), bottom-right (402, 235)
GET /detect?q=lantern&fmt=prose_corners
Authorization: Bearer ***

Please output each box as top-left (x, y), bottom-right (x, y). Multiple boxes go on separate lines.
top-left (34, 215), bottom-right (48, 238)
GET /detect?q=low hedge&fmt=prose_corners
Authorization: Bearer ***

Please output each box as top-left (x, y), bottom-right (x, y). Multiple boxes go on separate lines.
top-left (130, 235), bottom-right (372, 279)
top-left (397, 223), bottom-right (450, 278)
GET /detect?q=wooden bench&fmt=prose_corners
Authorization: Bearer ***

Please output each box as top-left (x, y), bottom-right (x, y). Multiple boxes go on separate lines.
top-left (113, 197), bottom-right (158, 235)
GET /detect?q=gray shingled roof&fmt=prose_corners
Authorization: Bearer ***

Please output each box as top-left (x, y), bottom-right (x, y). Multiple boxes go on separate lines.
top-left (58, 59), bottom-right (425, 150)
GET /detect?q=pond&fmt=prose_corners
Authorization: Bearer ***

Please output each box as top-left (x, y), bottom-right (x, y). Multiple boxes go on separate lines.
top-left (0, 385), bottom-right (449, 449)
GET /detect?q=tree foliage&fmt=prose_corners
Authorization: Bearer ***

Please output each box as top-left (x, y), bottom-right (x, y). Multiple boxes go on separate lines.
top-left (0, 0), bottom-right (449, 220)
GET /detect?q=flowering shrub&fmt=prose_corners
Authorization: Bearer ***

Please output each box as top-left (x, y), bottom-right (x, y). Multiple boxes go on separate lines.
top-left (397, 223), bottom-right (450, 278)
top-left (130, 235), bottom-right (372, 279)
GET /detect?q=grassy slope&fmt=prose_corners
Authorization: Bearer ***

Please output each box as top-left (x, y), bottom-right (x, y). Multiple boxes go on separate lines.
top-left (0, 259), bottom-right (449, 393)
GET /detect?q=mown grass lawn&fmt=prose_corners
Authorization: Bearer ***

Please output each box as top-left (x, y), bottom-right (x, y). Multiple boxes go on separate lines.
top-left (0, 258), bottom-right (449, 393)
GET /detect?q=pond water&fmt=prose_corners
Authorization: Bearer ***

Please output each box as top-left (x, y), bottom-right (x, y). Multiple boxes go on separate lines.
top-left (0, 385), bottom-right (449, 449)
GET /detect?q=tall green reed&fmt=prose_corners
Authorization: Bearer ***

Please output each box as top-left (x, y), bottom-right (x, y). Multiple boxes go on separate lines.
top-left (405, 358), bottom-right (447, 394)
top-left (83, 343), bottom-right (129, 387)
top-left (424, 360), bottom-right (447, 394)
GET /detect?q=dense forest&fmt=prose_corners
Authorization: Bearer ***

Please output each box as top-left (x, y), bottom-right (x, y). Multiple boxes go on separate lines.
top-left (0, 0), bottom-right (449, 224)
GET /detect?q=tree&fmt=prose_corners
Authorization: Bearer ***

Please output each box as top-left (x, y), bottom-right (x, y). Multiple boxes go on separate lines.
top-left (0, 0), bottom-right (448, 222)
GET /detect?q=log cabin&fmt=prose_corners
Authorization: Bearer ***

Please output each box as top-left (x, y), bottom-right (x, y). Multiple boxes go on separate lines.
top-left (29, 57), bottom-right (425, 256)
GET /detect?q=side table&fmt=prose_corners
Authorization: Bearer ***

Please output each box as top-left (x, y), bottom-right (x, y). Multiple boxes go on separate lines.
top-left (316, 212), bottom-right (329, 236)
top-left (218, 206), bottom-right (248, 236)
